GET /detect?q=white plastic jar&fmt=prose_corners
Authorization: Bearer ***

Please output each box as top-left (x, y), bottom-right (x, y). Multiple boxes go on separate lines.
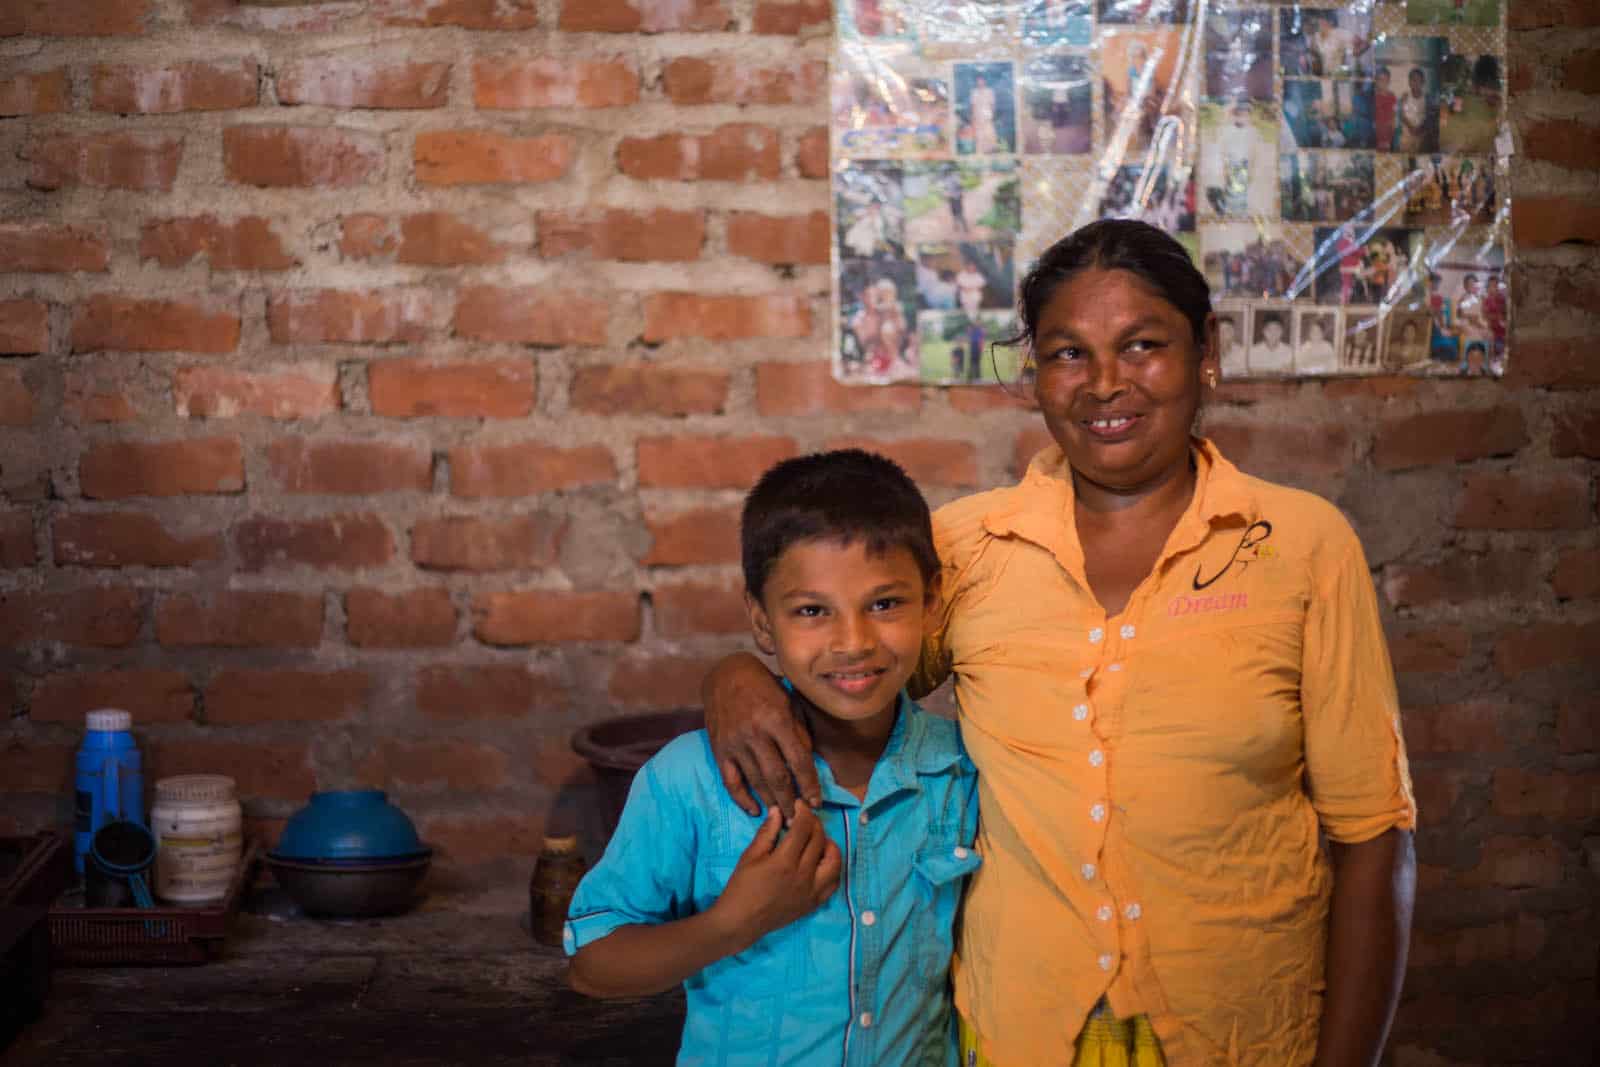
top-left (151, 775), bottom-right (242, 904)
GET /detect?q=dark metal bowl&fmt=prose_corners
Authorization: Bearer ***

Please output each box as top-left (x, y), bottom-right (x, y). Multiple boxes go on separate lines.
top-left (265, 853), bottom-right (430, 918)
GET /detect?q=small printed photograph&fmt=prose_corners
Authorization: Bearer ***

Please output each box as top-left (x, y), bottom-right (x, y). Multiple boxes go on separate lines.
top-left (1437, 53), bottom-right (1503, 154)
top-left (1204, 10), bottom-right (1274, 102)
top-left (1293, 307), bottom-right (1340, 375)
top-left (1101, 163), bottom-right (1196, 235)
top-left (918, 310), bottom-right (1024, 385)
top-left (1279, 8), bottom-right (1375, 79)
top-left (1280, 150), bottom-right (1375, 222)
top-left (840, 258), bottom-right (919, 381)
top-left (1406, 0), bottom-right (1501, 27)
top-left (1282, 79), bottom-right (1376, 149)
top-left (1248, 307), bottom-right (1295, 375)
top-left (1021, 56), bottom-right (1093, 155)
top-left (1377, 37), bottom-right (1446, 153)
top-left (922, 0), bottom-right (1010, 45)
top-left (836, 162), bottom-right (905, 260)
top-left (903, 161), bottom-right (1021, 245)
top-left (1098, 0), bottom-right (1190, 25)
top-left (1403, 155), bottom-right (1498, 225)
top-left (1424, 245), bottom-right (1506, 374)
top-left (833, 64), bottom-right (950, 158)
top-left (955, 62), bottom-right (1018, 156)
top-left (1201, 223), bottom-right (1308, 301)
top-left (1213, 304), bottom-right (1250, 379)
top-left (843, 0), bottom-right (913, 40)
top-left (1102, 29), bottom-right (1186, 153)
top-left (1312, 226), bottom-right (1423, 306)
top-left (1381, 309), bottom-right (1433, 372)
top-left (1199, 99), bottom-right (1278, 217)
top-left (1341, 306), bottom-right (1384, 373)
top-left (913, 241), bottom-right (1015, 315)
top-left (1023, 0), bottom-right (1093, 47)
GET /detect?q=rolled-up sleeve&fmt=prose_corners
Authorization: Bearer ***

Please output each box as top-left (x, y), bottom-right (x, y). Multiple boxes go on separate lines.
top-left (1301, 538), bottom-right (1418, 844)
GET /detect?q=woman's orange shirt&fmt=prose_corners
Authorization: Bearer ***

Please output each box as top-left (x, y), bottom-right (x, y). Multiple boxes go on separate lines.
top-left (917, 439), bottom-right (1416, 1067)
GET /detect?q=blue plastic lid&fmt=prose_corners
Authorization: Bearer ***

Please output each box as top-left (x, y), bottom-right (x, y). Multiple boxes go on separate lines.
top-left (273, 789), bottom-right (426, 861)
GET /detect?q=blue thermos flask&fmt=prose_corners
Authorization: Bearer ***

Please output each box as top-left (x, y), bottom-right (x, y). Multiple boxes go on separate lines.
top-left (74, 708), bottom-right (144, 874)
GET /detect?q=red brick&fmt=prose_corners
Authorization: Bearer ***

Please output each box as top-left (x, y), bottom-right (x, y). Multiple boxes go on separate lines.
top-left (0, 300), bottom-right (48, 354)
top-left (1522, 118), bottom-right (1600, 171)
top-left (378, 0), bottom-right (538, 30)
top-left (1410, 914), bottom-right (1547, 969)
top-left (1551, 409), bottom-right (1600, 459)
top-left (267, 288), bottom-right (444, 344)
top-left (533, 733), bottom-right (597, 789)
top-left (71, 296), bottom-right (239, 354)
top-left (473, 589), bottom-right (640, 645)
top-left (1380, 549), bottom-right (1537, 609)
top-left (411, 515), bottom-right (565, 572)
top-left (1372, 407), bottom-right (1527, 471)
top-left (1504, 338), bottom-right (1600, 391)
top-left (29, 669), bottom-right (195, 725)
top-left (2, 0), bottom-right (150, 35)
top-left (824, 436), bottom-right (979, 488)
top-left (0, 366), bottom-right (34, 426)
top-left (570, 365), bottom-right (728, 416)
top-left (753, 0), bottom-right (830, 34)
top-left (395, 212), bottom-right (509, 266)
top-left (796, 126), bottom-right (828, 178)
top-left (1453, 473), bottom-right (1593, 530)
top-left (727, 211), bottom-right (829, 266)
top-left (662, 57), bottom-right (824, 105)
top-left (654, 578), bottom-right (747, 636)
top-left (186, 0), bottom-right (356, 32)
top-left (79, 437), bottom-right (244, 498)
top-left (174, 364), bottom-right (339, 419)
top-left (638, 434), bottom-right (797, 489)
top-left (27, 132), bottom-right (181, 191)
top-left (0, 69), bottom-right (68, 116)
top-left (277, 57), bottom-right (448, 109)
top-left (223, 125), bottom-right (381, 188)
top-left (155, 591), bottom-right (322, 648)
top-left (0, 511), bottom-right (33, 568)
top-left (345, 588), bottom-right (457, 648)
top-left (1509, 1), bottom-right (1600, 29)
top-left (419, 812), bottom-right (547, 866)
top-left (618, 125), bottom-right (780, 181)
top-left (147, 740), bottom-right (313, 802)
top-left (1492, 621), bottom-right (1600, 678)
top-left (1559, 47), bottom-right (1600, 93)
top-left (1552, 547), bottom-right (1600, 600)
top-left (52, 511), bottom-right (221, 567)
top-left (1402, 702), bottom-right (1510, 756)
top-left (414, 130), bottom-right (575, 185)
top-left (1468, 838), bottom-right (1566, 891)
top-left (0, 588), bottom-right (141, 648)
top-left (63, 370), bottom-right (136, 423)
top-left (473, 56), bottom-right (637, 108)
top-left (1557, 697), bottom-right (1596, 754)
top-left (1202, 420), bottom-right (1353, 478)
top-left (1513, 197), bottom-right (1600, 249)
top-left (642, 507), bottom-right (740, 565)
top-left (1409, 765), bottom-right (1471, 821)
top-left (1492, 768), bottom-right (1600, 820)
top-left (338, 214), bottom-right (395, 260)
top-left (755, 361), bottom-right (921, 415)
top-left (537, 208), bottom-right (704, 262)
top-left (0, 222), bottom-right (108, 273)
top-left (235, 513), bottom-right (395, 571)
top-left (1389, 625), bottom-right (1470, 674)
top-left (268, 438), bottom-right (431, 495)
top-left (559, 0), bottom-right (728, 32)
top-left (415, 663), bottom-right (567, 718)
top-left (450, 442), bottom-right (617, 497)
top-left (91, 59), bottom-right (256, 113)
top-left (0, 742), bottom-right (75, 793)
top-left (205, 668), bottom-right (370, 724)
top-left (607, 652), bottom-right (723, 708)
top-left (642, 292), bottom-right (809, 342)
top-left (369, 359), bottom-right (535, 418)
top-left (140, 216), bottom-right (296, 270)
top-left (365, 740), bottom-right (509, 791)
top-left (453, 285), bottom-right (608, 345)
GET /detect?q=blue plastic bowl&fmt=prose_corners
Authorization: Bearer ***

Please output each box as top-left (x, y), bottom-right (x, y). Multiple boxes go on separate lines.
top-left (272, 789), bottom-right (427, 862)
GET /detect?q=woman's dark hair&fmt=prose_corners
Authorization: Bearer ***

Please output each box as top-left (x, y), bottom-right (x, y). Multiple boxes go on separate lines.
top-left (1001, 219), bottom-right (1212, 362)
top-left (741, 449), bottom-right (938, 601)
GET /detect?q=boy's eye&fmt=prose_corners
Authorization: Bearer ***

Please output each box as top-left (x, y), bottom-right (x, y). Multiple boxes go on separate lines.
top-left (869, 596), bottom-right (907, 612)
top-left (793, 604), bottom-right (825, 618)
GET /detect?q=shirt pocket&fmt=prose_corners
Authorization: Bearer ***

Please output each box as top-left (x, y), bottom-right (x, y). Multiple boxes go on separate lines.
top-left (910, 841), bottom-right (982, 977)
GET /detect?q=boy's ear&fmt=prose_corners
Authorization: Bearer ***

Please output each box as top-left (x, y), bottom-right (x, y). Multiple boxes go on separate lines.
top-left (745, 591), bottom-right (778, 656)
top-left (921, 571), bottom-right (944, 630)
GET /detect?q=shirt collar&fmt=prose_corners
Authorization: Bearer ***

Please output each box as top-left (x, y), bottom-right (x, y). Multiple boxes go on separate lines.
top-left (783, 688), bottom-right (962, 809)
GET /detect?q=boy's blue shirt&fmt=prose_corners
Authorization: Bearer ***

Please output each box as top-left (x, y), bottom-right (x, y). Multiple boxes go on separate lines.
top-left (565, 693), bottom-right (980, 1067)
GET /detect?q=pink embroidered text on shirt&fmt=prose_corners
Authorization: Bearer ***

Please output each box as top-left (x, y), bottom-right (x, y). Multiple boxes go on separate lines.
top-left (1168, 592), bottom-right (1249, 617)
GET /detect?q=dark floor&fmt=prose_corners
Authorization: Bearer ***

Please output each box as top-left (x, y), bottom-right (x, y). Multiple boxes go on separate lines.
top-left (5, 890), bottom-right (685, 1067)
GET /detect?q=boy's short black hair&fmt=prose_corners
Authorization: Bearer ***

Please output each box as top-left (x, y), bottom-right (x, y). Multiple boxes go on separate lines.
top-left (741, 449), bottom-right (938, 601)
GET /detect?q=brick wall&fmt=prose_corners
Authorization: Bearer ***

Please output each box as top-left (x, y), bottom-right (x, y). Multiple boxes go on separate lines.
top-left (0, 1), bottom-right (1594, 1060)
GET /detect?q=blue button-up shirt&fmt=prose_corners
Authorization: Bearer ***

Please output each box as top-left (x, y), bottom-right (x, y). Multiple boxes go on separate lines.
top-left (565, 696), bottom-right (980, 1067)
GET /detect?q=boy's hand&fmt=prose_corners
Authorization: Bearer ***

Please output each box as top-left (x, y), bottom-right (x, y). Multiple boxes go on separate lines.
top-left (710, 802), bottom-right (841, 949)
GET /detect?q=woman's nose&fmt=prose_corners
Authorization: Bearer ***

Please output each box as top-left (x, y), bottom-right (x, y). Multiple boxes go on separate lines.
top-left (1085, 352), bottom-right (1124, 397)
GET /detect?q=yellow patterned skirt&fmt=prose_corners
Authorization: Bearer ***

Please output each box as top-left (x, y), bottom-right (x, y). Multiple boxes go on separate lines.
top-left (958, 1000), bottom-right (1166, 1067)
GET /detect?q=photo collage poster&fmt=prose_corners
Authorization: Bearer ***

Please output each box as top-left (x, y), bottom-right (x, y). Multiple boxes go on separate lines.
top-left (830, 0), bottom-right (1512, 385)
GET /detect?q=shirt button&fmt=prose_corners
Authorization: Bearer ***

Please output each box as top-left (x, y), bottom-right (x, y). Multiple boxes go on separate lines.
top-left (859, 1012), bottom-right (873, 1028)
top-left (1120, 624), bottom-right (1136, 639)
top-left (1081, 862), bottom-right (1097, 881)
top-left (1088, 627), bottom-right (1104, 643)
top-left (1098, 954), bottom-right (1114, 971)
top-left (1089, 749), bottom-right (1104, 767)
top-left (1125, 903), bottom-right (1142, 921)
top-left (953, 846), bottom-right (970, 859)
top-left (1096, 904), bottom-right (1113, 922)
top-left (1108, 662), bottom-right (1123, 672)
top-left (858, 811), bottom-right (869, 826)
top-left (861, 910), bottom-right (876, 926)
top-left (1073, 704), bottom-right (1089, 721)
top-left (1089, 803), bottom-right (1106, 823)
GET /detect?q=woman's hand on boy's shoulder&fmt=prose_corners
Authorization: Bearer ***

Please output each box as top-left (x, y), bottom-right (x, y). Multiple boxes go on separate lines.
top-left (703, 653), bottom-right (822, 816)
top-left (707, 803), bottom-right (841, 952)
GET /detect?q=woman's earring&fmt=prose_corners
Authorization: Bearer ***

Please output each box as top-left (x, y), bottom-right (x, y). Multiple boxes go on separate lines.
top-left (1207, 371), bottom-right (1219, 388)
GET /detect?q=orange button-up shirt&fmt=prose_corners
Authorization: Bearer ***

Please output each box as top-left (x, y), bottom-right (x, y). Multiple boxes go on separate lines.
top-left (921, 439), bottom-right (1416, 1066)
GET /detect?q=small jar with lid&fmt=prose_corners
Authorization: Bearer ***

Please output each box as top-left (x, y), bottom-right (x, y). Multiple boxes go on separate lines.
top-left (528, 835), bottom-right (587, 947)
top-left (151, 775), bottom-right (243, 905)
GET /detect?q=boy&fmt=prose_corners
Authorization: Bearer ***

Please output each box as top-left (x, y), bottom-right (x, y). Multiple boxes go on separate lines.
top-left (565, 450), bottom-right (980, 1066)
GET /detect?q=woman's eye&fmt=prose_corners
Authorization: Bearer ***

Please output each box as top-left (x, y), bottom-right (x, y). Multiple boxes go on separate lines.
top-left (1040, 346), bottom-right (1080, 363)
top-left (1124, 338), bottom-right (1164, 356)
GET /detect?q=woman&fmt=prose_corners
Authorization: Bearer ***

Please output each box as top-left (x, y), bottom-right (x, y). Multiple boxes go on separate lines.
top-left (703, 220), bottom-right (1415, 1066)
